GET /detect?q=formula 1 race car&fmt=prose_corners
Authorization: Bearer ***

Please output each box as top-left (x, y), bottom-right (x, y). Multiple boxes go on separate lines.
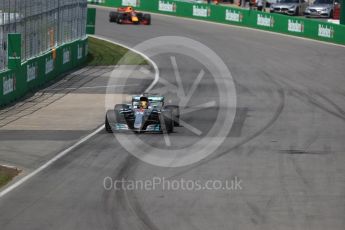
top-left (109, 6), bottom-right (151, 25)
top-left (105, 95), bottom-right (179, 133)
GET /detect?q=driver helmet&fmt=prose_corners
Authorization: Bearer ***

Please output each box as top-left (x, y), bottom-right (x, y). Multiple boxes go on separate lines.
top-left (139, 97), bottom-right (149, 109)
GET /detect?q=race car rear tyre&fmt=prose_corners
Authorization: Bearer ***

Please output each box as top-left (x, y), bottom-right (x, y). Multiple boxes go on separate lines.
top-left (164, 105), bottom-right (180, 126)
top-left (143, 14), bottom-right (151, 25)
top-left (161, 110), bottom-right (174, 133)
top-left (105, 117), bottom-right (112, 133)
top-left (109, 12), bottom-right (118, 22)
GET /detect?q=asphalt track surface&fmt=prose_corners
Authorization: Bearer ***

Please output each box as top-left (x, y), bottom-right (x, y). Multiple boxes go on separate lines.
top-left (1, 7), bottom-right (345, 230)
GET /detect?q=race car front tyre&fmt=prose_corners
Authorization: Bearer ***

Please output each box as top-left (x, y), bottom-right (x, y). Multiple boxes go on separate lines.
top-left (164, 105), bottom-right (180, 126)
top-left (105, 110), bottom-right (116, 133)
top-left (116, 14), bottom-right (124, 24)
top-left (143, 14), bottom-right (151, 25)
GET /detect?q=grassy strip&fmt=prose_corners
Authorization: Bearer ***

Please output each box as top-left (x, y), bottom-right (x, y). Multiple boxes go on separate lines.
top-left (86, 37), bottom-right (148, 66)
top-left (0, 166), bottom-right (20, 188)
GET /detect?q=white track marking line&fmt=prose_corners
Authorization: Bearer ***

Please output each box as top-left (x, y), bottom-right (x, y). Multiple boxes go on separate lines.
top-left (0, 35), bottom-right (160, 198)
top-left (91, 4), bottom-right (345, 49)
top-left (0, 125), bottom-right (104, 198)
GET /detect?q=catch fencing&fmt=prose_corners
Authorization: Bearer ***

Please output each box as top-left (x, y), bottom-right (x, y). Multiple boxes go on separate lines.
top-left (0, 0), bottom-right (89, 106)
top-left (0, 0), bottom-right (87, 70)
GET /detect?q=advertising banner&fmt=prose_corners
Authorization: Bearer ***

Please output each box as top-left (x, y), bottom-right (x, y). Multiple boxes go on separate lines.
top-left (225, 9), bottom-right (244, 23)
top-left (8, 34), bottom-right (21, 70)
top-left (87, 8), bottom-right (96, 35)
top-left (122, 0), bottom-right (140, 7)
top-left (3, 73), bottom-right (16, 96)
top-left (158, 1), bottom-right (177, 13)
top-left (27, 62), bottom-right (38, 82)
top-left (192, 5), bottom-right (211, 18)
top-left (288, 19), bottom-right (304, 33)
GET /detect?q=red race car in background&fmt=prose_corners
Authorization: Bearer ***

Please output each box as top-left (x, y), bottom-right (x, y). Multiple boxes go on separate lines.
top-left (109, 6), bottom-right (151, 25)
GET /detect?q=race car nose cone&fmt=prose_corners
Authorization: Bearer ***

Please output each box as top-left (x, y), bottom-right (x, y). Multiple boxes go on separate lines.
top-left (134, 112), bottom-right (144, 129)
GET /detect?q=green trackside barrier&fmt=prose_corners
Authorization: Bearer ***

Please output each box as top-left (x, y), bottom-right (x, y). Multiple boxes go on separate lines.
top-left (0, 69), bottom-right (16, 106)
top-left (0, 38), bottom-right (88, 107)
top-left (88, 0), bottom-right (345, 45)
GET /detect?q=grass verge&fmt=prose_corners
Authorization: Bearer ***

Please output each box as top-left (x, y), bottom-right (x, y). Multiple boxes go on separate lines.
top-left (86, 37), bottom-right (148, 66)
top-left (0, 166), bottom-right (20, 188)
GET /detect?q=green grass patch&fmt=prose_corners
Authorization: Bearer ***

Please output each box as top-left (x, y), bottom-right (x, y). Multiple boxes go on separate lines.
top-left (86, 37), bottom-right (148, 66)
top-left (0, 166), bottom-right (20, 188)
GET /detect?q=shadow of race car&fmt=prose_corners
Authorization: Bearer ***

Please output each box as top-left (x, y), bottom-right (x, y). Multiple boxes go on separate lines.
top-left (105, 95), bottom-right (180, 133)
top-left (109, 6), bottom-right (151, 25)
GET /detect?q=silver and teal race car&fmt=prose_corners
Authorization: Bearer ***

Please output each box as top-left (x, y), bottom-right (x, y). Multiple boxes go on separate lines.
top-left (105, 95), bottom-right (180, 133)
